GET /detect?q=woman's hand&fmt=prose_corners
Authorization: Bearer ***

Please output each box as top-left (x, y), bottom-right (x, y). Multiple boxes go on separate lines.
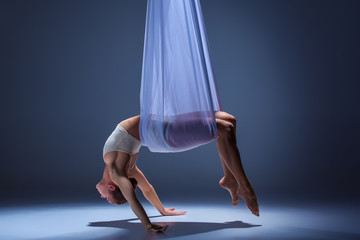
top-left (161, 207), bottom-right (187, 216)
top-left (146, 223), bottom-right (169, 233)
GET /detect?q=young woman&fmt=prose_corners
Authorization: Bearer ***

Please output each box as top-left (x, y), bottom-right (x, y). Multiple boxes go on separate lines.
top-left (96, 111), bottom-right (259, 232)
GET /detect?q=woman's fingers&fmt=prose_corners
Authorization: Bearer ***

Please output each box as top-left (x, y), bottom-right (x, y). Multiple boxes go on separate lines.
top-left (161, 225), bottom-right (169, 232)
top-left (175, 211), bottom-right (187, 215)
top-left (162, 207), bottom-right (187, 216)
top-left (148, 224), bottom-right (169, 233)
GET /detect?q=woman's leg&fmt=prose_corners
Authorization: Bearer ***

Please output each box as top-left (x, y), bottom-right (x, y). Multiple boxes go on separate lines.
top-left (215, 111), bottom-right (259, 216)
top-left (218, 152), bottom-right (239, 206)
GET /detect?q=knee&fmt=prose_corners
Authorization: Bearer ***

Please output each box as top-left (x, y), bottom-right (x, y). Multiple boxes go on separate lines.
top-left (215, 111), bottom-right (237, 127)
top-left (226, 115), bottom-right (236, 127)
top-left (216, 120), bottom-right (236, 141)
top-left (221, 116), bottom-right (237, 131)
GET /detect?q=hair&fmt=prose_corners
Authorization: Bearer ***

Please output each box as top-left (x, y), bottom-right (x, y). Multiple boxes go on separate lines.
top-left (110, 178), bottom-right (138, 205)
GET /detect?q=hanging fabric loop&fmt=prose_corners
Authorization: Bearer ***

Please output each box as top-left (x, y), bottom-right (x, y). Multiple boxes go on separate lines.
top-left (139, 0), bottom-right (222, 152)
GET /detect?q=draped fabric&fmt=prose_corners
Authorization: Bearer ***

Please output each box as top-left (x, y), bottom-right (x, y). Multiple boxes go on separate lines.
top-left (139, 0), bottom-right (222, 152)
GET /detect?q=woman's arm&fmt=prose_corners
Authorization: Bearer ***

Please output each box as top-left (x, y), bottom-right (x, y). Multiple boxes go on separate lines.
top-left (132, 166), bottom-right (186, 216)
top-left (108, 164), bottom-right (151, 225)
top-left (108, 163), bottom-right (168, 232)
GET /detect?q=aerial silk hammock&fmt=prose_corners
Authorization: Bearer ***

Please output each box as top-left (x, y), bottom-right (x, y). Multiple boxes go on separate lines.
top-left (139, 0), bottom-right (222, 153)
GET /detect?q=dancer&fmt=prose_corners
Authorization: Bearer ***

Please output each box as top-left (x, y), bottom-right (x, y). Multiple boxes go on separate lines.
top-left (96, 111), bottom-right (259, 232)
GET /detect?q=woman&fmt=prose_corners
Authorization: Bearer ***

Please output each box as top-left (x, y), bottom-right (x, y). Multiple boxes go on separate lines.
top-left (96, 111), bottom-right (259, 232)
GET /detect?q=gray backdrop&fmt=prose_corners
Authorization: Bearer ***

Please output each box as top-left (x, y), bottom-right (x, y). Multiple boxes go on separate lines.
top-left (1, 0), bottom-right (359, 205)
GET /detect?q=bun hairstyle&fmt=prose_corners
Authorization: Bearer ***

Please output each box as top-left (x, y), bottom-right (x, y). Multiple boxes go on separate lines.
top-left (111, 178), bottom-right (138, 205)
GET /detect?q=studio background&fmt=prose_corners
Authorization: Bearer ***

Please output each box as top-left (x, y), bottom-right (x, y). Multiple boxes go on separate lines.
top-left (1, 0), bottom-right (359, 205)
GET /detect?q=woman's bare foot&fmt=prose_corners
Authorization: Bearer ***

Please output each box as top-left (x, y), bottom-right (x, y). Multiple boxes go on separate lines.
top-left (219, 177), bottom-right (239, 206)
top-left (237, 183), bottom-right (259, 216)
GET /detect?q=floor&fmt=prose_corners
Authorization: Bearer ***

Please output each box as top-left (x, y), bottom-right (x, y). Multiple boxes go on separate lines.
top-left (0, 202), bottom-right (359, 240)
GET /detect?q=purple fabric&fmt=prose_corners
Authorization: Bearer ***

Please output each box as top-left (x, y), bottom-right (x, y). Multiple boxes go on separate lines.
top-left (140, 0), bottom-right (222, 152)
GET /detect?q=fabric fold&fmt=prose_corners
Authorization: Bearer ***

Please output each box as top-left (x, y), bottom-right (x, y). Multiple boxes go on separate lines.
top-left (140, 0), bottom-right (222, 152)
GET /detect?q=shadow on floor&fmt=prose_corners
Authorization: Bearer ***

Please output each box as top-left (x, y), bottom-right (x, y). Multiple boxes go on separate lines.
top-left (88, 215), bottom-right (261, 239)
top-left (87, 217), bottom-right (360, 240)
